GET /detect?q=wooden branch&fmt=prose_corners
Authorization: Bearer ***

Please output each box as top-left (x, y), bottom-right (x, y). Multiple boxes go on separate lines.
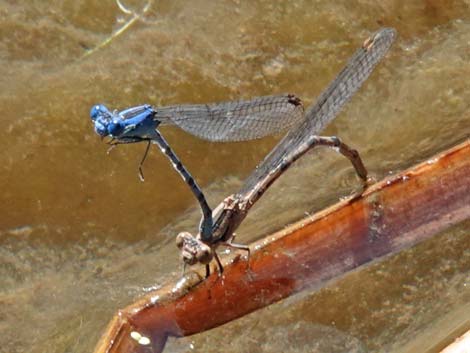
top-left (94, 140), bottom-right (470, 353)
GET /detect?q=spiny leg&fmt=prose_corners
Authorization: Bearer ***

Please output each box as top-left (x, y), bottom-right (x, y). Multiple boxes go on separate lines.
top-left (106, 143), bottom-right (118, 155)
top-left (106, 138), bottom-right (135, 154)
top-left (205, 264), bottom-right (211, 278)
top-left (221, 241), bottom-right (251, 272)
top-left (138, 140), bottom-right (152, 181)
top-left (213, 252), bottom-right (224, 275)
top-left (221, 241), bottom-right (251, 262)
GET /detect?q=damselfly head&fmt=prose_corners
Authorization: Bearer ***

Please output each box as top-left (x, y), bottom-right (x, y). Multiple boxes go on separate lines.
top-left (176, 232), bottom-right (213, 266)
top-left (90, 104), bottom-right (112, 136)
top-left (90, 104), bottom-right (125, 137)
top-left (90, 104), bottom-right (108, 120)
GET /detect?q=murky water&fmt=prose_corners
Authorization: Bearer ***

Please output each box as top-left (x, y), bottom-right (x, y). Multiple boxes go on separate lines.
top-left (0, 1), bottom-right (469, 352)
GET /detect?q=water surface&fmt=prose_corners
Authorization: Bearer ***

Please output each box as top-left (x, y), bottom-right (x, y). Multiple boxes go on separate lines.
top-left (1, 1), bottom-right (469, 352)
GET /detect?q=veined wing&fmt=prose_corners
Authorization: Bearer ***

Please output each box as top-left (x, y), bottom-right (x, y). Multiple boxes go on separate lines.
top-left (154, 94), bottom-right (304, 142)
top-left (237, 28), bottom-right (397, 198)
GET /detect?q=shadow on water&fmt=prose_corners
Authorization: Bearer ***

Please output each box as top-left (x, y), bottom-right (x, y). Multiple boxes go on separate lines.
top-left (0, 1), bottom-right (469, 352)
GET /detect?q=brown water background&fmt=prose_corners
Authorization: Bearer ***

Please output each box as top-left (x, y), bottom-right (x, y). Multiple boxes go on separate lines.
top-left (0, 1), bottom-right (469, 352)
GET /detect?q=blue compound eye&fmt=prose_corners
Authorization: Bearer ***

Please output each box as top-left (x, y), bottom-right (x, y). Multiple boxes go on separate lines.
top-left (90, 104), bottom-right (108, 121)
top-left (108, 121), bottom-right (124, 136)
top-left (93, 121), bottom-right (108, 136)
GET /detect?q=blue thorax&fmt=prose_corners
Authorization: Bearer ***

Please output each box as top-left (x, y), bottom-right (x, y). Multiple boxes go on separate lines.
top-left (90, 104), bottom-right (158, 140)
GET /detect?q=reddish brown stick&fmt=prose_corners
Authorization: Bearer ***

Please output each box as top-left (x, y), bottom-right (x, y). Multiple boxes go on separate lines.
top-left (94, 140), bottom-right (470, 353)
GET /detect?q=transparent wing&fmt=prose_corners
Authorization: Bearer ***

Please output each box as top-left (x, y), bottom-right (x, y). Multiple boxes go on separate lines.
top-left (237, 28), bottom-right (397, 198)
top-left (154, 94), bottom-right (304, 142)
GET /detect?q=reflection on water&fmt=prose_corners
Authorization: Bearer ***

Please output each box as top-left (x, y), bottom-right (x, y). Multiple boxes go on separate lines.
top-left (0, 1), bottom-right (469, 352)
